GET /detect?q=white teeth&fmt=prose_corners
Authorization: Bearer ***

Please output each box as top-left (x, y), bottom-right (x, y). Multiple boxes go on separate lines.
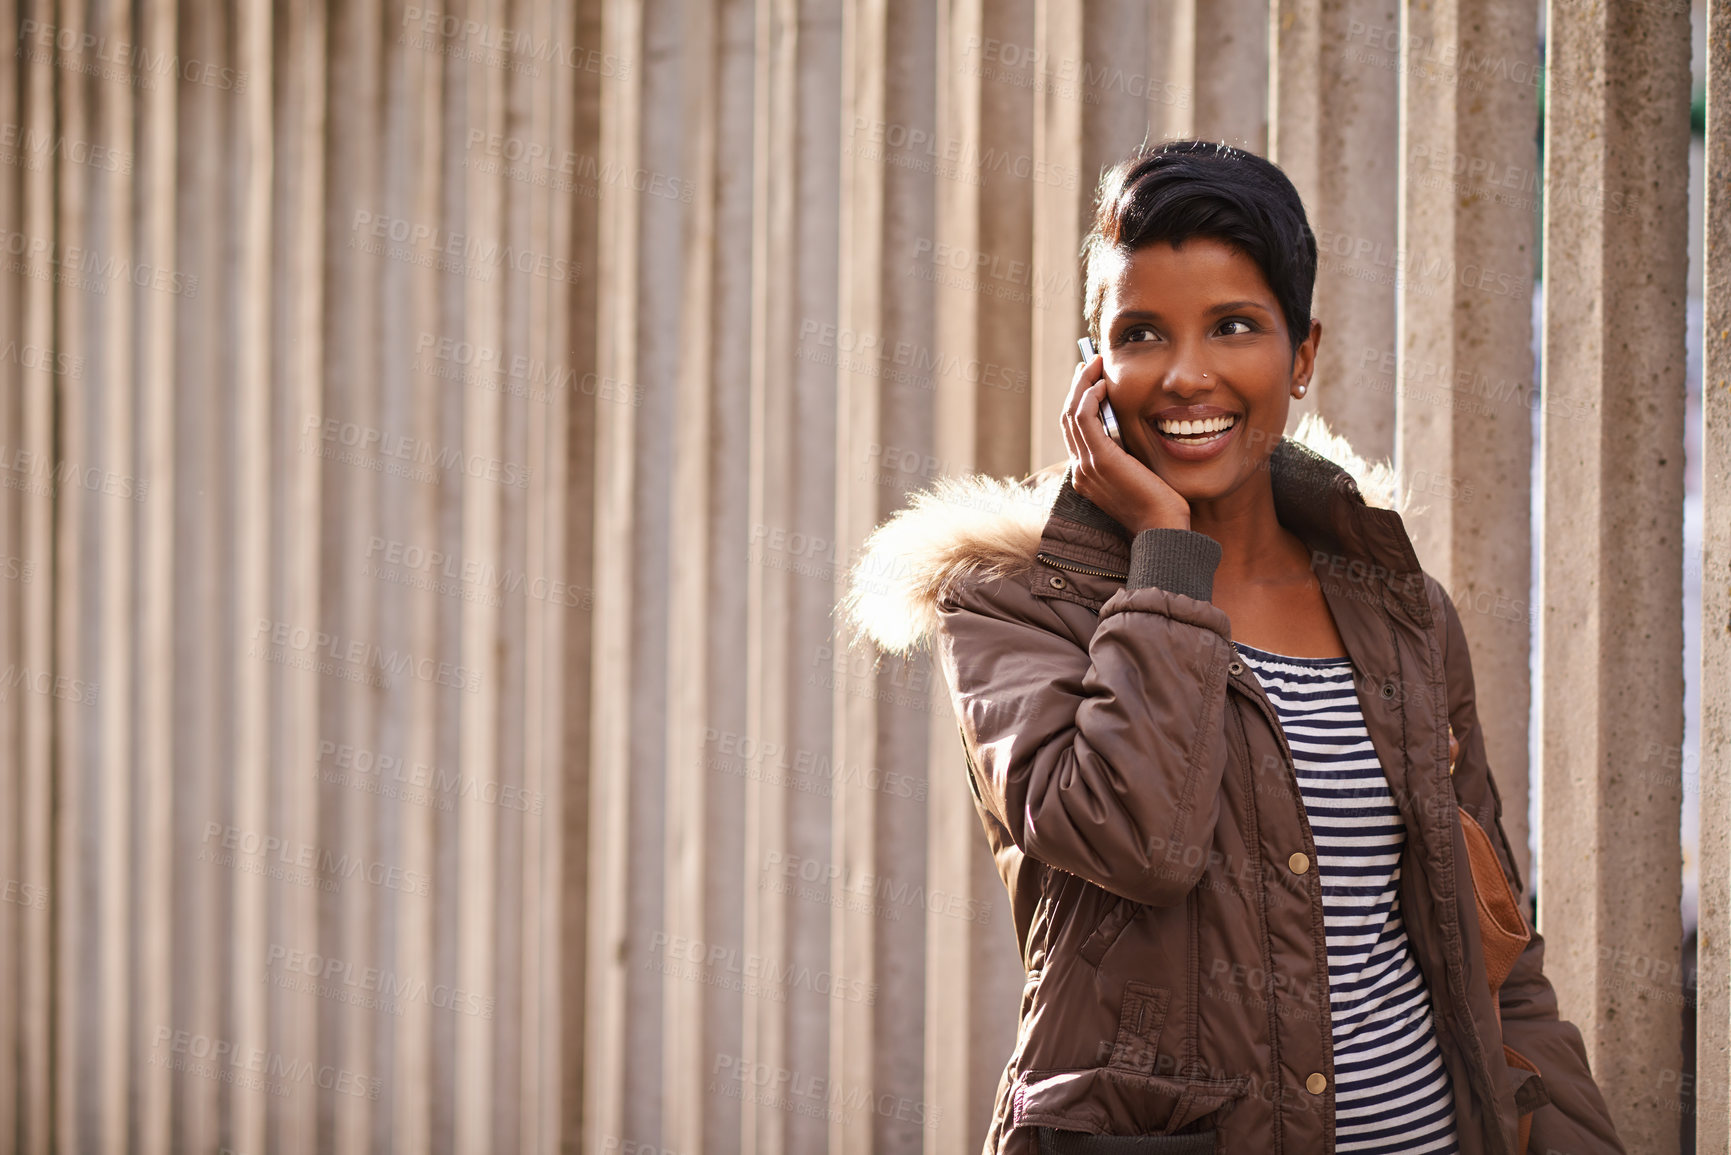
top-left (1158, 415), bottom-right (1237, 436)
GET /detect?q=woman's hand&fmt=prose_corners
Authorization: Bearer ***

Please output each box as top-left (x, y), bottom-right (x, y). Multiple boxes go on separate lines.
top-left (1062, 354), bottom-right (1192, 534)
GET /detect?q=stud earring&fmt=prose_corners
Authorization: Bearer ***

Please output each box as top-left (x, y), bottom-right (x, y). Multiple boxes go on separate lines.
top-left (1294, 384), bottom-right (1307, 397)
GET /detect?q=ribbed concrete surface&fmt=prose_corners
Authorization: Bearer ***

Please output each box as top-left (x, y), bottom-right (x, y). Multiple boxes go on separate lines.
top-left (1696, 0), bottom-right (1730, 1148)
top-left (1539, 1), bottom-right (1692, 1150)
top-left (0, 1), bottom-right (1712, 1152)
top-left (1394, 0), bottom-right (1540, 885)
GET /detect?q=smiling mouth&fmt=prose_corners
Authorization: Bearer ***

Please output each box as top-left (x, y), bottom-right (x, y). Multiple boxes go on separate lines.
top-left (1154, 414), bottom-right (1240, 444)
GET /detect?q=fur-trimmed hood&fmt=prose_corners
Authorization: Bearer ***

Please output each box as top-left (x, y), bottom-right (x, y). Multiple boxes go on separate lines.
top-left (839, 413), bottom-right (1408, 658)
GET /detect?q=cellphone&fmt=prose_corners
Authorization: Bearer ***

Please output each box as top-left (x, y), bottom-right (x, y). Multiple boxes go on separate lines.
top-left (1076, 337), bottom-right (1123, 447)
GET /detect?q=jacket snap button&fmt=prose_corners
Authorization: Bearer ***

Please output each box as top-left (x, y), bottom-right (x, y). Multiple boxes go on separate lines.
top-left (1228, 660), bottom-right (1243, 675)
top-left (1049, 575), bottom-right (1066, 589)
top-left (1380, 681), bottom-right (1396, 700)
top-left (1306, 1072), bottom-right (1328, 1095)
top-left (1288, 852), bottom-right (1310, 875)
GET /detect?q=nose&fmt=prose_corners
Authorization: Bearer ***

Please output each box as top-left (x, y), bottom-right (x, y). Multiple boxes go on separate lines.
top-left (1161, 341), bottom-right (1212, 397)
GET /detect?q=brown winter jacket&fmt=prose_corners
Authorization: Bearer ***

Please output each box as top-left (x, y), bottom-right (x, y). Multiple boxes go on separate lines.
top-left (844, 423), bottom-right (1625, 1155)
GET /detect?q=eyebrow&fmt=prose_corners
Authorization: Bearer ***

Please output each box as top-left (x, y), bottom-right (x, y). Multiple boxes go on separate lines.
top-left (1113, 300), bottom-right (1273, 322)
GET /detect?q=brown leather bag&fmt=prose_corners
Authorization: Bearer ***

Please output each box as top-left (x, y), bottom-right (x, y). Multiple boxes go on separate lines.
top-left (1456, 803), bottom-right (1540, 1154)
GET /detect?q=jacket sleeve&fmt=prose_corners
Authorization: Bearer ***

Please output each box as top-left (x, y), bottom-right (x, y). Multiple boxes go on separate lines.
top-left (1435, 586), bottom-right (1628, 1154)
top-left (932, 527), bottom-right (1233, 908)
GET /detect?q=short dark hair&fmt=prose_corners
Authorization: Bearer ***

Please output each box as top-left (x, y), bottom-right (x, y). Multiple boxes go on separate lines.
top-left (1081, 140), bottom-right (1317, 351)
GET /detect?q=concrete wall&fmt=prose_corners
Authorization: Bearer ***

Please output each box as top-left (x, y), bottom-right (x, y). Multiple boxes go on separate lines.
top-left (0, 0), bottom-right (1714, 1152)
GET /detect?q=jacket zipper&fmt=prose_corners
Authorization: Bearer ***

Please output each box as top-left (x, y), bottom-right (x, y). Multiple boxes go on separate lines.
top-left (1036, 551), bottom-right (1128, 582)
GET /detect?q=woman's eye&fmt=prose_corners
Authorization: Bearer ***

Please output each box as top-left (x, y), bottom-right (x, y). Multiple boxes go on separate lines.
top-left (1218, 318), bottom-right (1255, 336)
top-left (1121, 327), bottom-right (1157, 344)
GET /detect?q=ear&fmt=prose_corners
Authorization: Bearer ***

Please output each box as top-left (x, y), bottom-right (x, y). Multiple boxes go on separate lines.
top-left (1290, 318), bottom-right (1322, 395)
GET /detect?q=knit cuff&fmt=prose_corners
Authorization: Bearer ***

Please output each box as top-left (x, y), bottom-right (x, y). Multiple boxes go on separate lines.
top-left (1125, 528), bottom-right (1222, 602)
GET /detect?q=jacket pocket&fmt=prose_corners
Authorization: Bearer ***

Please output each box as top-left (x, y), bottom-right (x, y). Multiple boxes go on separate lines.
top-left (1035, 1125), bottom-right (1217, 1154)
top-left (1010, 1066), bottom-right (1250, 1138)
top-left (1026, 865), bottom-right (1069, 972)
top-left (1078, 895), bottom-right (1138, 967)
top-left (1504, 1044), bottom-right (1549, 1154)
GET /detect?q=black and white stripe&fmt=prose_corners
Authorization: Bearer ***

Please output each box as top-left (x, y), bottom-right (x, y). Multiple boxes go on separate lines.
top-left (1234, 641), bottom-right (1460, 1155)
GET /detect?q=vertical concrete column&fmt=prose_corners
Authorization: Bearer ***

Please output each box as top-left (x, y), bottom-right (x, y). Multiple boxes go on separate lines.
top-left (1394, 0), bottom-right (1540, 881)
top-left (429, 26), bottom-right (468, 1146)
top-left (380, 10), bottom-right (443, 1151)
top-left (1269, 0), bottom-right (1399, 463)
top-left (171, 5), bottom-right (228, 1150)
top-left (1539, 1), bottom-right (1692, 1147)
top-left (833, 2), bottom-right (938, 1152)
top-left (489, 5), bottom-right (541, 1136)
top-left (586, 0), bottom-right (679, 1149)
top-left (1142, 1), bottom-right (1194, 144)
top-left (0, 0), bottom-right (25, 1145)
top-left (322, 4), bottom-right (387, 1152)
top-left (1083, 3), bottom-right (1175, 171)
top-left (499, 3), bottom-right (584, 1148)
top-left (1165, 0), bottom-right (1268, 151)
top-left (1697, 0), bottom-right (1731, 1145)
top-left (380, 1), bottom-right (473, 1147)
top-left (134, 2), bottom-right (184, 1151)
top-left (1028, 0), bottom-right (1085, 470)
top-left (30, 0), bottom-right (123, 1145)
top-left (7, 0), bottom-right (55, 1102)
top-left (454, 9), bottom-right (506, 1152)
top-left (266, 7), bottom-right (325, 1154)
top-left (558, 1), bottom-right (605, 1149)
top-left (742, 2), bottom-right (845, 1153)
top-left (454, 5), bottom-right (511, 1152)
top-left (662, 0), bottom-right (755, 1150)
top-left (660, 0), bottom-right (712, 1127)
top-left (44, 0), bottom-right (94, 1144)
top-left (925, 2), bottom-right (1037, 1151)
top-left (82, 0), bottom-right (143, 1144)
top-left (229, 5), bottom-right (271, 1154)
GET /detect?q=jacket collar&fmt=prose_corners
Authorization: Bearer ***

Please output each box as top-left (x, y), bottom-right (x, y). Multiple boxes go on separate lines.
top-left (1045, 435), bottom-right (1423, 579)
top-left (839, 415), bottom-right (1426, 659)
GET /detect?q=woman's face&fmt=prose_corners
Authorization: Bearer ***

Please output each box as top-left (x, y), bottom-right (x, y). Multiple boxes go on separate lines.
top-left (1096, 237), bottom-right (1320, 506)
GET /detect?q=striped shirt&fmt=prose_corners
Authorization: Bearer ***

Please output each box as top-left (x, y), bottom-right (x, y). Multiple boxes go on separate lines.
top-left (1234, 641), bottom-right (1460, 1155)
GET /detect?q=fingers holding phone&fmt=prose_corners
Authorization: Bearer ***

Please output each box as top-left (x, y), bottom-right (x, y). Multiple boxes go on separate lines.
top-left (1060, 349), bottom-right (1113, 475)
top-left (1076, 338), bottom-right (1123, 447)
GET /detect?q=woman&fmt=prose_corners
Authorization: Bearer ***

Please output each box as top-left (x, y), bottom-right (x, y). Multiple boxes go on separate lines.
top-left (842, 142), bottom-right (1623, 1154)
